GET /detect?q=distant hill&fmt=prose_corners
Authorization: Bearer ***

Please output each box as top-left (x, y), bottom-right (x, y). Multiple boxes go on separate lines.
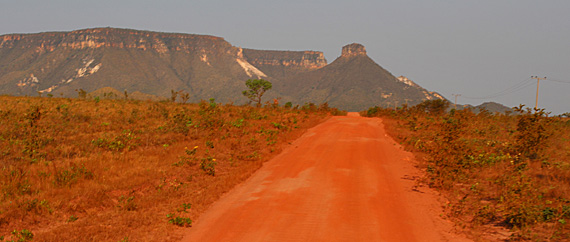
top-left (276, 44), bottom-right (443, 111)
top-left (0, 28), bottom-right (443, 111)
top-left (475, 102), bottom-right (513, 113)
top-left (459, 102), bottom-right (513, 114)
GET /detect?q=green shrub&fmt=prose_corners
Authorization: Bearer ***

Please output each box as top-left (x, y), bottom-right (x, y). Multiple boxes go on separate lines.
top-left (8, 229), bottom-right (33, 242)
top-left (166, 213), bottom-right (192, 227)
top-left (200, 157), bottom-right (216, 176)
top-left (513, 105), bottom-right (553, 160)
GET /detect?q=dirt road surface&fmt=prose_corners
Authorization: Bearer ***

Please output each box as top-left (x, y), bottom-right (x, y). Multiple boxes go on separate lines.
top-left (181, 113), bottom-right (470, 242)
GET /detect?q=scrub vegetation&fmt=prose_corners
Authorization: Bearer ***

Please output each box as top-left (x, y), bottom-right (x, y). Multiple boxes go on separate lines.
top-left (0, 95), bottom-right (343, 241)
top-left (363, 100), bottom-right (570, 241)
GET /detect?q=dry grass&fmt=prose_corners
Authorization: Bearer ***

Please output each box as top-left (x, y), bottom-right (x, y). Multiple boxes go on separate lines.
top-left (364, 102), bottom-right (570, 241)
top-left (0, 95), bottom-right (340, 241)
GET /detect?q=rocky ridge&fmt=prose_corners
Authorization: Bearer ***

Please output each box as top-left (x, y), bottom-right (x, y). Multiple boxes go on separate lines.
top-left (0, 28), bottom-right (231, 54)
top-left (341, 43), bottom-right (366, 57)
top-left (242, 49), bottom-right (327, 70)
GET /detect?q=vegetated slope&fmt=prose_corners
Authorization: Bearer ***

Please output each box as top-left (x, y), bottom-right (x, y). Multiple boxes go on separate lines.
top-left (0, 95), bottom-right (338, 241)
top-left (282, 44), bottom-right (443, 111)
top-left (363, 102), bottom-right (570, 241)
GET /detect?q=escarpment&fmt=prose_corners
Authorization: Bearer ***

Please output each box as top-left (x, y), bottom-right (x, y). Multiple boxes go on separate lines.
top-left (240, 48), bottom-right (327, 81)
top-left (241, 49), bottom-right (327, 69)
top-left (0, 28), bottom-right (234, 54)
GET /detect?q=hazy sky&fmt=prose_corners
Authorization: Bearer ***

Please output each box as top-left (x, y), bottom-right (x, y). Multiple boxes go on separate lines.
top-left (1, 0), bottom-right (569, 114)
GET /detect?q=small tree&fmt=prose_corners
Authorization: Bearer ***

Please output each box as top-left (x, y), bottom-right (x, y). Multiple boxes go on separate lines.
top-left (242, 79), bottom-right (272, 106)
top-left (414, 99), bottom-right (450, 115)
top-left (170, 90), bottom-right (178, 102)
top-left (180, 91), bottom-right (190, 104)
top-left (76, 89), bottom-right (87, 99)
top-left (513, 105), bottom-right (553, 160)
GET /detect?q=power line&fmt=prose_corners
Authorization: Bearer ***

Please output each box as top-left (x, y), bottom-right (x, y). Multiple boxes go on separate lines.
top-left (452, 76), bottom-right (568, 111)
top-left (544, 78), bottom-right (570, 84)
top-left (462, 78), bottom-right (535, 100)
top-left (463, 78), bottom-right (534, 99)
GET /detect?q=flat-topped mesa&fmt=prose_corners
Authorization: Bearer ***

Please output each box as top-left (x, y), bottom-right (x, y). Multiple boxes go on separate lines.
top-left (0, 28), bottom-right (232, 54)
top-left (242, 48), bottom-right (327, 69)
top-left (341, 43), bottom-right (366, 57)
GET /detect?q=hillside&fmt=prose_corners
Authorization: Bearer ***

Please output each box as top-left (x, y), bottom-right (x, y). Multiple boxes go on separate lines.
top-left (459, 101), bottom-right (514, 114)
top-left (475, 101), bottom-right (513, 113)
top-left (277, 44), bottom-right (443, 111)
top-left (1, 28), bottom-right (444, 110)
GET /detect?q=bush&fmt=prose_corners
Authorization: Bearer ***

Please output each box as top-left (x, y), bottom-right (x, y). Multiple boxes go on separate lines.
top-left (513, 105), bottom-right (553, 160)
top-left (366, 101), bottom-right (570, 240)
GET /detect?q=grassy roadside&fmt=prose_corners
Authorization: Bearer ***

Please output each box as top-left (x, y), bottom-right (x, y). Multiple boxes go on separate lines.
top-left (0, 95), bottom-right (343, 241)
top-left (363, 100), bottom-right (570, 241)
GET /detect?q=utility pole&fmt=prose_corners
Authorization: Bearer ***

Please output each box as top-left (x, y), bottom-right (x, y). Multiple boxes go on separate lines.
top-left (452, 94), bottom-right (461, 109)
top-left (531, 76), bottom-right (546, 109)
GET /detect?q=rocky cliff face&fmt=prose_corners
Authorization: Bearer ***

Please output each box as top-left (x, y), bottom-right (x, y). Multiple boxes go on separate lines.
top-left (239, 48), bottom-right (328, 87)
top-left (397, 76), bottom-right (444, 101)
top-left (241, 49), bottom-right (327, 69)
top-left (341, 43), bottom-right (366, 57)
top-left (0, 28), bottom-right (235, 55)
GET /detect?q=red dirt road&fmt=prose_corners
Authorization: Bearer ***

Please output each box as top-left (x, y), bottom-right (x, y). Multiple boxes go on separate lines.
top-left (181, 113), bottom-right (470, 242)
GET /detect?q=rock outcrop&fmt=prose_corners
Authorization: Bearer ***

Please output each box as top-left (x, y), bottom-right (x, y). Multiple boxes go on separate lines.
top-left (240, 48), bottom-right (328, 83)
top-left (341, 43), bottom-right (366, 57)
top-left (242, 49), bottom-right (327, 69)
top-left (0, 28), bottom-right (234, 55)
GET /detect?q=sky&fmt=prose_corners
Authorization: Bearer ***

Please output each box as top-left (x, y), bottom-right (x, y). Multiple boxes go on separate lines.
top-left (1, 0), bottom-right (569, 114)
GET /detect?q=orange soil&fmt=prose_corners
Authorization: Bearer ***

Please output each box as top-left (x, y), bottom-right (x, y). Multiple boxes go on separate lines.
top-left (181, 113), bottom-right (471, 242)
